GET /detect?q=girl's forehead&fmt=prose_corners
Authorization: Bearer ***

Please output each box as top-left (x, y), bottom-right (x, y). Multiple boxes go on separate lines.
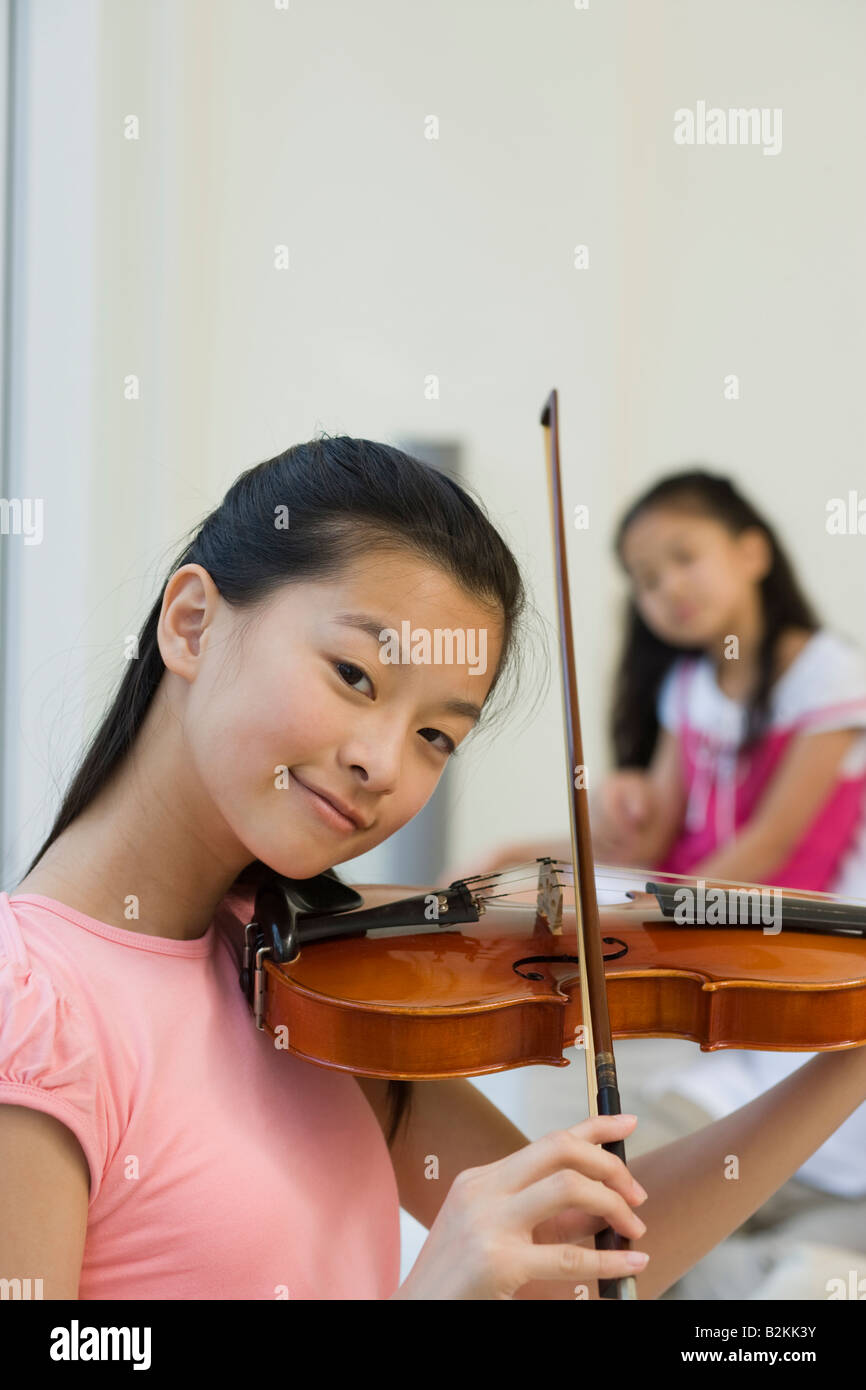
top-left (290, 553), bottom-right (503, 626)
top-left (256, 558), bottom-right (505, 676)
top-left (622, 506), bottom-right (728, 556)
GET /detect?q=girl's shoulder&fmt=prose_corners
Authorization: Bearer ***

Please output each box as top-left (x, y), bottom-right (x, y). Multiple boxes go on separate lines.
top-left (772, 626), bottom-right (815, 677)
top-left (772, 628), bottom-right (866, 730)
top-left (0, 889), bottom-right (96, 1019)
top-left (0, 887), bottom-right (224, 1202)
top-left (655, 628), bottom-right (866, 736)
top-left (0, 892), bottom-right (105, 1196)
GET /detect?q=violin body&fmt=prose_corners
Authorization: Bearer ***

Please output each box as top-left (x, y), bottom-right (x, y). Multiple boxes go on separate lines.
top-left (256, 888), bottom-right (866, 1081)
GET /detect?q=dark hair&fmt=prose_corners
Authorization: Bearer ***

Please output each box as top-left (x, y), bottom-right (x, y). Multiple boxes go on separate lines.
top-left (22, 435), bottom-right (529, 1146)
top-left (611, 469), bottom-right (819, 767)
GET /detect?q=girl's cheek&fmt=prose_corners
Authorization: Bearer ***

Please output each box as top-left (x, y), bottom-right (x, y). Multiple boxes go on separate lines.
top-left (256, 676), bottom-right (337, 752)
top-left (635, 592), bottom-right (663, 631)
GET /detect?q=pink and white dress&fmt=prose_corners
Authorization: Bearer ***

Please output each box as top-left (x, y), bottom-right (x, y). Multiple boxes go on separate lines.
top-left (655, 628), bottom-right (866, 895)
top-left (645, 629), bottom-right (866, 1197)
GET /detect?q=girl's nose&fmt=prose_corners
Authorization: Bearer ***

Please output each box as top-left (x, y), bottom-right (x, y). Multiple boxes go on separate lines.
top-left (343, 741), bottom-right (402, 797)
top-left (659, 573), bottom-right (686, 604)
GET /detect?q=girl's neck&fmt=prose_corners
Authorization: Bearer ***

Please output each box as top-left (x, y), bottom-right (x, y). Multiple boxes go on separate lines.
top-left (703, 591), bottom-right (763, 698)
top-left (706, 610), bottom-right (814, 703)
top-left (12, 694), bottom-right (255, 941)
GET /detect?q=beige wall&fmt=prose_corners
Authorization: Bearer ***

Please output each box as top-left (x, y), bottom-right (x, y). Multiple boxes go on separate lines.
top-left (4, 0), bottom-right (864, 887)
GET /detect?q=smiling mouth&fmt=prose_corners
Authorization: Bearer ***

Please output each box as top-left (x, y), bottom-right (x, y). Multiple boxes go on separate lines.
top-left (291, 775), bottom-right (370, 833)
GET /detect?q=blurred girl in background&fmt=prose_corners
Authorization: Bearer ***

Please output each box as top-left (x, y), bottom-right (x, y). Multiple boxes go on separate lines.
top-left (466, 469), bottom-right (866, 1298)
top-left (598, 471), bottom-right (866, 895)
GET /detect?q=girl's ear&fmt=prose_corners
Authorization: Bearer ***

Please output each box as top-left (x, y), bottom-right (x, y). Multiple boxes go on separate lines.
top-left (738, 526), bottom-right (773, 583)
top-left (158, 564), bottom-right (222, 678)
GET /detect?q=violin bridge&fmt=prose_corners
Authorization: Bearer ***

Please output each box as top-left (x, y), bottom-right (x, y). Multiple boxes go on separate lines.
top-left (536, 857), bottom-right (563, 935)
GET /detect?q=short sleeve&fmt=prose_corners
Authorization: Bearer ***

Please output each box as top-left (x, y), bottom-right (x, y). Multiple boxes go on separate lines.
top-left (0, 955), bottom-right (104, 1197)
top-left (775, 633), bottom-right (866, 734)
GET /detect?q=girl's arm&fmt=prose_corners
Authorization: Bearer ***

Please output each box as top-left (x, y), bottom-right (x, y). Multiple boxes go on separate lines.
top-left (358, 1041), bottom-right (866, 1300)
top-left (356, 1075), bottom-right (530, 1231)
top-left (619, 1044), bottom-right (866, 1300)
top-left (694, 727), bottom-right (861, 884)
top-left (0, 1104), bottom-right (89, 1298)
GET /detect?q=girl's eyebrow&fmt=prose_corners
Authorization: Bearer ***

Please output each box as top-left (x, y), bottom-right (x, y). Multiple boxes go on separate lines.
top-left (434, 696), bottom-right (483, 726)
top-left (332, 610), bottom-right (483, 726)
top-left (332, 610), bottom-right (396, 643)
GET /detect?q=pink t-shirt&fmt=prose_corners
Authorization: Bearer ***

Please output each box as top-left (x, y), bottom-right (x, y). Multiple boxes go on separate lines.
top-left (0, 887), bottom-right (401, 1300)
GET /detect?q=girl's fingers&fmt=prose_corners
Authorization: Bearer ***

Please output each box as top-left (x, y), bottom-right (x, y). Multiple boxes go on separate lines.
top-left (561, 1120), bottom-right (647, 1205)
top-left (516, 1169), bottom-right (647, 1241)
top-left (532, 1203), bottom-right (614, 1247)
top-left (523, 1241), bottom-right (649, 1288)
top-left (568, 1113), bottom-right (639, 1148)
top-left (625, 791), bottom-right (649, 823)
top-left (606, 771), bottom-right (652, 825)
top-left (490, 1117), bottom-right (644, 1205)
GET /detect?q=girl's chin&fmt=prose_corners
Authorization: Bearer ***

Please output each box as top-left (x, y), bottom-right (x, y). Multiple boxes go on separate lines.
top-left (659, 619), bottom-right (716, 648)
top-left (278, 859), bottom-right (338, 882)
top-left (246, 847), bottom-right (338, 882)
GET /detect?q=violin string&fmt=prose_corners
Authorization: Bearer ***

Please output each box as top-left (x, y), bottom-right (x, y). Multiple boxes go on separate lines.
top-left (456, 858), bottom-right (866, 911)
top-left (461, 874), bottom-right (547, 896)
top-left (456, 862), bottom-right (576, 895)
top-left (472, 876), bottom-right (563, 901)
top-left (455, 858), bottom-right (572, 884)
top-left (456, 859), bottom-right (866, 915)
top-left (474, 891), bottom-right (543, 907)
top-left (462, 881), bottom-right (866, 935)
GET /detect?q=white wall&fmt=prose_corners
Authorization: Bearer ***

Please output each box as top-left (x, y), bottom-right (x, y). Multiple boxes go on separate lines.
top-left (1, 0), bottom-right (99, 887)
top-left (2, 0), bottom-right (864, 1280)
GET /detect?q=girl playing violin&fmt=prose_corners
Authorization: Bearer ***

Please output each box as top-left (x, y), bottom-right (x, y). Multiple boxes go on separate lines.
top-left (1, 440), bottom-right (865, 1300)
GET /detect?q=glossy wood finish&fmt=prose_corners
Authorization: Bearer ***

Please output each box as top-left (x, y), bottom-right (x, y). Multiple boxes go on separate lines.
top-left (260, 895), bottom-right (866, 1079)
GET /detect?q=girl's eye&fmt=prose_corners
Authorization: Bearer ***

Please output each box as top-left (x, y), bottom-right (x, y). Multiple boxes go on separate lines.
top-left (333, 660), bottom-right (456, 756)
top-left (419, 728), bottom-right (457, 757)
top-left (334, 660), bottom-right (374, 697)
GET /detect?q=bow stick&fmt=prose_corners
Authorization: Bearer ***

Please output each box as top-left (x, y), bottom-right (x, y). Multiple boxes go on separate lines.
top-left (541, 388), bottom-right (638, 1300)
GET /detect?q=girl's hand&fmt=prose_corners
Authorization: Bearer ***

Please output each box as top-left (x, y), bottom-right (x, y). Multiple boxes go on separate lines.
top-left (591, 771), bottom-right (662, 863)
top-left (594, 770), bottom-right (652, 840)
top-left (391, 1114), bottom-right (649, 1300)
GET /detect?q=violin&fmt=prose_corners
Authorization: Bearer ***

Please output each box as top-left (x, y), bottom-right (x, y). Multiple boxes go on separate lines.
top-left (239, 860), bottom-right (866, 1074)
top-left (237, 390), bottom-right (866, 1298)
